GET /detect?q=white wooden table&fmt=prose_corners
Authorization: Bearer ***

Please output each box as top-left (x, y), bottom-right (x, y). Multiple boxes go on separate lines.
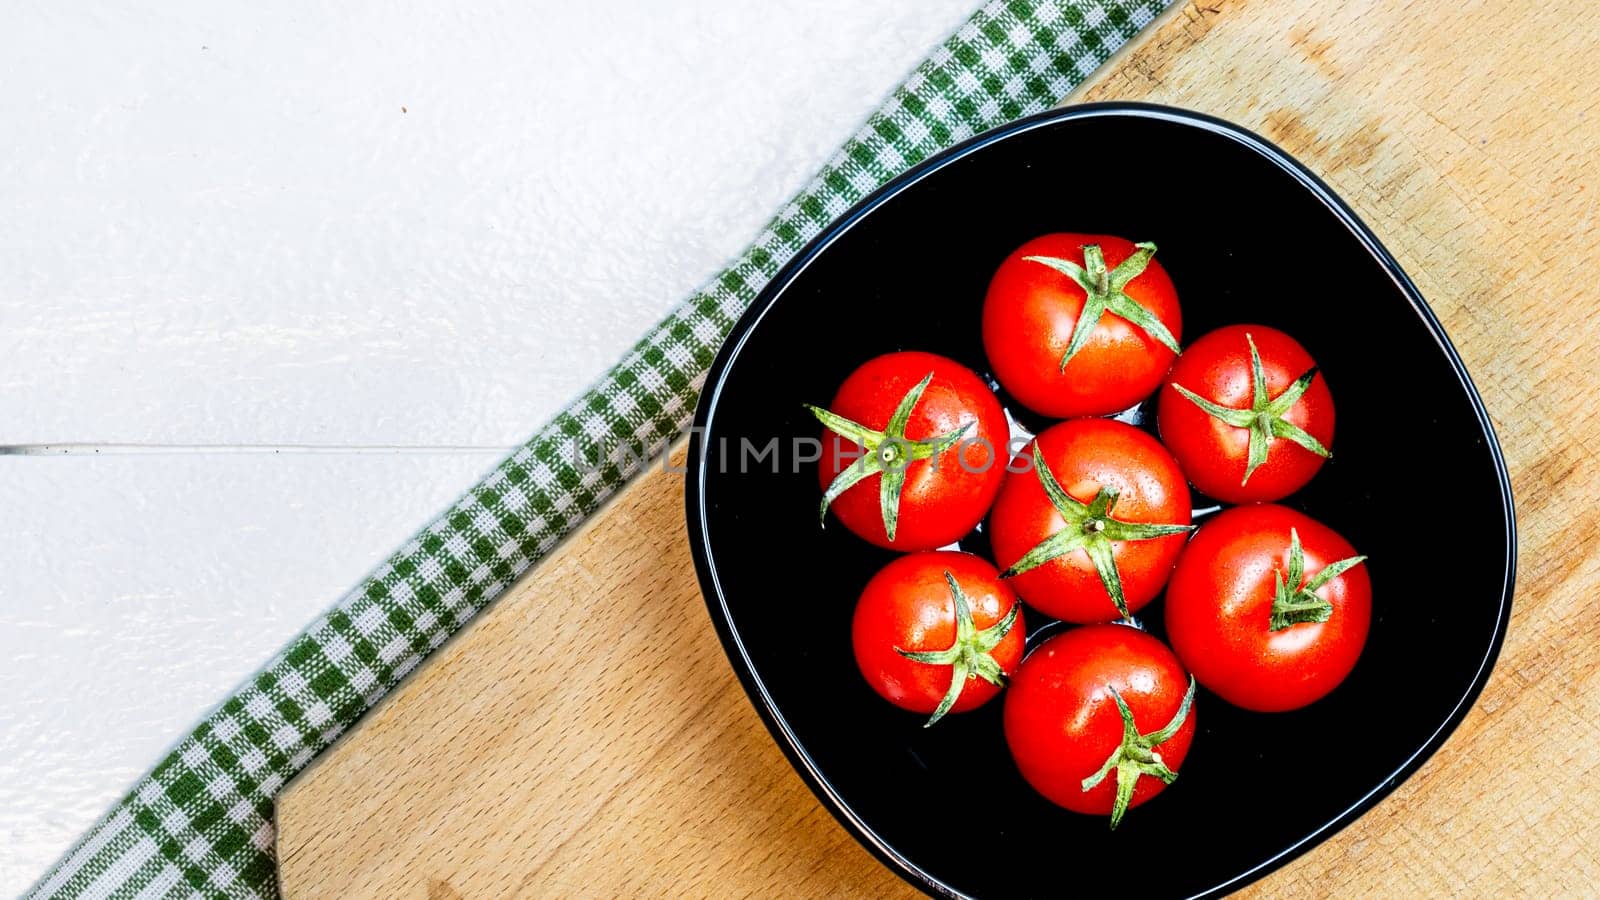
top-left (0, 0), bottom-right (979, 889)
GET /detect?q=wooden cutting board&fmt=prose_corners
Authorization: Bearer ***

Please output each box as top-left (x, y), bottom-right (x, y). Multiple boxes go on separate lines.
top-left (277, 0), bottom-right (1600, 895)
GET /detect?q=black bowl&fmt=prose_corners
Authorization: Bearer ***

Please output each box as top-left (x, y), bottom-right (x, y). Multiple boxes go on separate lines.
top-left (685, 103), bottom-right (1515, 899)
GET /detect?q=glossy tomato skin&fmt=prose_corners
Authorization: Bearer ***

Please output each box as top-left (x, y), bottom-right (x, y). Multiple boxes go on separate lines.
top-left (988, 418), bottom-right (1191, 622)
top-left (819, 351), bottom-right (1007, 550)
top-left (1158, 324), bottom-right (1335, 503)
top-left (1166, 505), bottom-right (1371, 712)
top-left (852, 551), bottom-right (1025, 716)
top-left (1004, 624), bottom-right (1195, 814)
top-left (983, 233), bottom-right (1181, 418)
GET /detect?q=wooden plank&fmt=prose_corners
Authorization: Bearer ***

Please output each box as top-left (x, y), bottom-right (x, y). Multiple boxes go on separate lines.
top-left (276, 442), bottom-right (913, 898)
top-left (278, 1), bottom-right (1600, 895)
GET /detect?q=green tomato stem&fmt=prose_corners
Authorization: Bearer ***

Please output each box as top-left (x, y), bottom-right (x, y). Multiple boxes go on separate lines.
top-left (1268, 528), bottom-right (1368, 631)
top-left (1081, 677), bottom-right (1196, 830)
top-left (1023, 241), bottom-right (1180, 370)
top-left (805, 371), bottom-right (971, 543)
top-left (894, 572), bottom-right (1020, 727)
top-left (1000, 446), bottom-right (1191, 622)
top-left (1170, 332), bottom-right (1331, 486)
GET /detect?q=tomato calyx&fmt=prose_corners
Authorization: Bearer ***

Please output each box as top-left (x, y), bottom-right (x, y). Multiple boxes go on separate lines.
top-left (1000, 445), bottom-right (1193, 621)
top-left (1081, 676), bottom-right (1196, 829)
top-left (1023, 241), bottom-right (1181, 369)
top-left (1171, 332), bottom-right (1331, 485)
top-left (895, 571), bottom-right (1020, 727)
top-left (806, 371), bottom-right (973, 543)
top-left (1269, 527), bottom-right (1368, 631)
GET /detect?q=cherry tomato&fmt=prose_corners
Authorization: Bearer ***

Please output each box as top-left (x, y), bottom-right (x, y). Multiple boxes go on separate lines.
top-left (983, 233), bottom-right (1182, 418)
top-left (1165, 504), bottom-right (1370, 712)
top-left (1158, 324), bottom-right (1335, 503)
top-left (1004, 624), bottom-right (1195, 827)
top-left (809, 351), bottom-right (1007, 551)
top-left (852, 551), bottom-right (1025, 726)
top-left (988, 419), bottom-right (1192, 623)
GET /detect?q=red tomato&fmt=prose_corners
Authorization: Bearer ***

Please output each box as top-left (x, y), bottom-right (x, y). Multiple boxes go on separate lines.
top-left (809, 351), bottom-right (1007, 551)
top-left (983, 233), bottom-right (1182, 418)
top-left (1004, 624), bottom-right (1195, 827)
top-left (988, 419), bottom-right (1192, 623)
top-left (852, 551), bottom-right (1025, 726)
top-left (1165, 504), bottom-right (1370, 712)
top-left (1158, 324), bottom-right (1335, 503)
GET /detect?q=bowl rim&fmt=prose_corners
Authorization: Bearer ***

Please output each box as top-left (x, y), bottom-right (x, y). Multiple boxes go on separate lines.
top-left (684, 101), bottom-right (1517, 899)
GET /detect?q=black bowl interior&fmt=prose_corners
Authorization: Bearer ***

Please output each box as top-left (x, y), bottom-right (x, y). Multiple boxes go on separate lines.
top-left (686, 104), bottom-right (1514, 899)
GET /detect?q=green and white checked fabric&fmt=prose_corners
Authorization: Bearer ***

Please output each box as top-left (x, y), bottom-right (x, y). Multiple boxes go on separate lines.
top-left (27, 1), bottom-right (1168, 896)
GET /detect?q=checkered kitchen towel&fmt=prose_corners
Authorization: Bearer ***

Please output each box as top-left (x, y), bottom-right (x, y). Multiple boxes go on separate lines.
top-left (28, 1), bottom-right (1168, 895)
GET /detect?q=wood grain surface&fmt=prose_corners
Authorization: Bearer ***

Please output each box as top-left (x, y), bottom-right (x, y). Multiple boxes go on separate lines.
top-left (277, 0), bottom-right (1600, 895)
